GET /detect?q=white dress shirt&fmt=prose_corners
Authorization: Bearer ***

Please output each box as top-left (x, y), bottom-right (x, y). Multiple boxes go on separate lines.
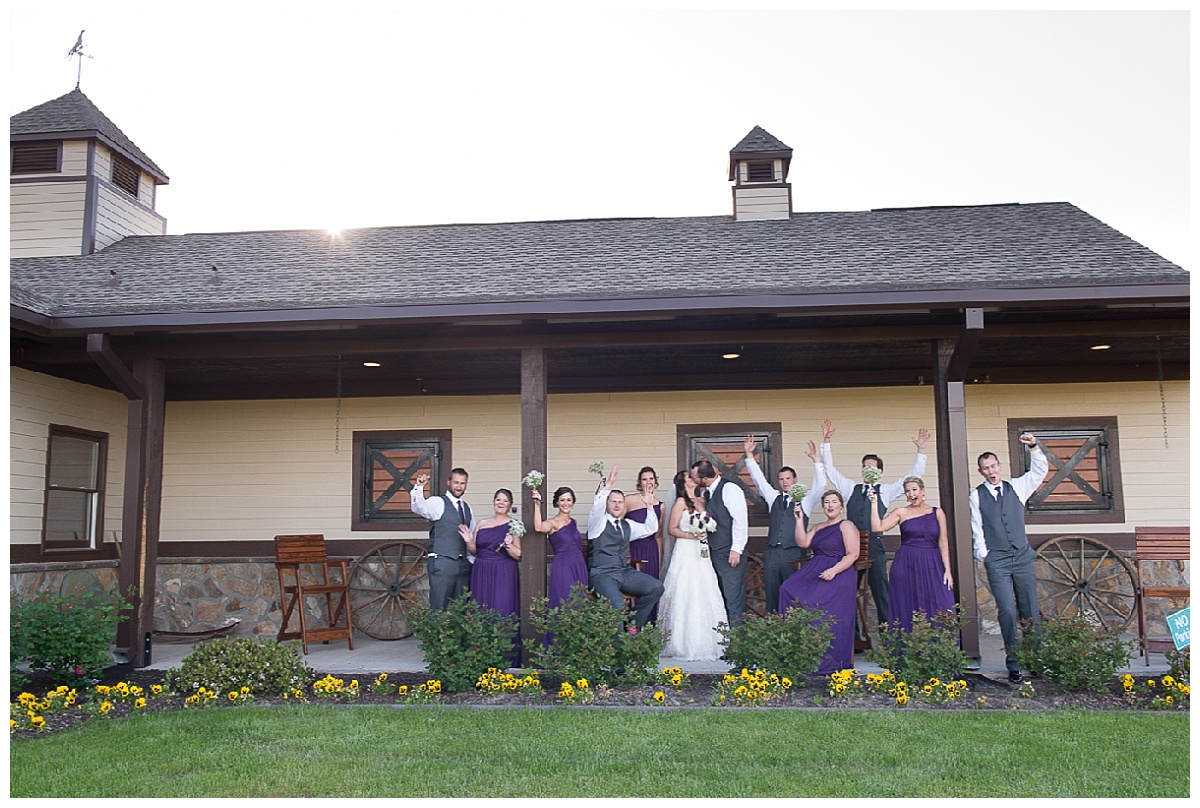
top-left (588, 488), bottom-right (659, 542)
top-left (743, 455), bottom-right (824, 518)
top-left (410, 485), bottom-right (476, 531)
top-left (704, 478), bottom-right (749, 555)
top-left (821, 442), bottom-right (926, 506)
top-left (968, 446), bottom-right (1048, 561)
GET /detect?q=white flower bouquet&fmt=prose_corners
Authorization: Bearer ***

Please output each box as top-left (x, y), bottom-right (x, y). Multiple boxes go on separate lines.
top-left (862, 466), bottom-right (883, 485)
top-left (688, 512), bottom-right (717, 536)
top-left (587, 460), bottom-right (605, 476)
top-left (787, 482), bottom-right (809, 501)
top-left (507, 520), bottom-right (527, 538)
top-left (522, 470), bottom-right (544, 490)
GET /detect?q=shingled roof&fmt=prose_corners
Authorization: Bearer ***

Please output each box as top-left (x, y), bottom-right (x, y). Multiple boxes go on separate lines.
top-left (730, 125), bottom-right (792, 154)
top-left (9, 202), bottom-right (1187, 324)
top-left (10, 89), bottom-right (168, 182)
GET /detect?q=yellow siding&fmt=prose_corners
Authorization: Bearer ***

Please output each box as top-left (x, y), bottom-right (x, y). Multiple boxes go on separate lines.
top-left (9, 368), bottom-right (128, 546)
top-left (94, 184), bottom-right (166, 250)
top-left (9, 182), bottom-right (86, 256)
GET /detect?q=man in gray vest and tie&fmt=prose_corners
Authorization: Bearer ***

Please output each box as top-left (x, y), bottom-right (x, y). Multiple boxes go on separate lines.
top-left (970, 432), bottom-right (1048, 683)
top-left (743, 435), bottom-right (826, 615)
top-left (689, 458), bottom-right (750, 628)
top-left (587, 463), bottom-right (664, 627)
top-left (411, 468), bottom-right (475, 611)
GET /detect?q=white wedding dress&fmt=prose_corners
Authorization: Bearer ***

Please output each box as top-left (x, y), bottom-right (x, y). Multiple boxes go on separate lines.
top-left (659, 512), bottom-right (728, 661)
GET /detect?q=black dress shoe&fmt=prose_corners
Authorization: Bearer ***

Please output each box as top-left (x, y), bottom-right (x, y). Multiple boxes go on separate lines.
top-left (1008, 670), bottom-right (1023, 684)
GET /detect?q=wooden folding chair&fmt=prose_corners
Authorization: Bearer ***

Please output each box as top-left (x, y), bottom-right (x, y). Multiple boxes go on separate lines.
top-left (275, 534), bottom-right (355, 654)
top-left (1134, 526), bottom-right (1189, 665)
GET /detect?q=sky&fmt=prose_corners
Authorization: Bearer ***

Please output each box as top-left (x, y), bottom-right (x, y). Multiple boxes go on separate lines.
top-left (7, 5), bottom-right (1192, 269)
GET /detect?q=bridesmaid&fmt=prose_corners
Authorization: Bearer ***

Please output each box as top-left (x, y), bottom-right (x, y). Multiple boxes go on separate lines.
top-left (778, 490), bottom-right (860, 674)
top-left (459, 488), bottom-right (522, 666)
top-left (624, 466), bottom-right (663, 621)
top-left (530, 486), bottom-right (588, 607)
top-left (869, 478), bottom-right (955, 634)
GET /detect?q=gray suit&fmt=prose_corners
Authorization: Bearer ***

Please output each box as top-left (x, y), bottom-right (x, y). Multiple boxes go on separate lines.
top-left (588, 517), bottom-right (664, 627)
top-left (705, 478), bottom-right (747, 628)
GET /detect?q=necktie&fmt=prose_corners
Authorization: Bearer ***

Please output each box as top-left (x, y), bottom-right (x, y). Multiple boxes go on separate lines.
top-left (457, 500), bottom-right (467, 523)
top-left (703, 488), bottom-right (711, 504)
top-left (995, 486), bottom-right (1003, 506)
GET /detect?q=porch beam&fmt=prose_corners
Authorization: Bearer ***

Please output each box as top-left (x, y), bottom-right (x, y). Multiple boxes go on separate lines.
top-left (519, 347), bottom-right (548, 666)
top-left (116, 358), bottom-right (166, 668)
top-left (85, 332), bottom-right (146, 399)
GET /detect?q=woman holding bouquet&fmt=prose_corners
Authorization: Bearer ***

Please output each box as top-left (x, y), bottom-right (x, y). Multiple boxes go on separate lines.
top-left (868, 478), bottom-right (955, 634)
top-left (459, 488), bottom-right (522, 665)
top-left (659, 471), bottom-right (728, 660)
top-left (530, 486), bottom-right (588, 607)
top-left (624, 467), bottom-right (664, 622)
top-left (778, 490), bottom-right (859, 673)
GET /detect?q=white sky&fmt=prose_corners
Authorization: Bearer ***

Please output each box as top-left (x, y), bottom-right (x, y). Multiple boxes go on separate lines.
top-left (8, 5), bottom-right (1192, 269)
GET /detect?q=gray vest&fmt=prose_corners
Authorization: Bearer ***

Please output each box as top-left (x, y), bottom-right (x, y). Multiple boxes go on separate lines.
top-left (847, 484), bottom-right (886, 537)
top-left (767, 494), bottom-right (808, 547)
top-left (588, 518), bottom-right (628, 571)
top-left (429, 495), bottom-right (470, 557)
top-left (706, 479), bottom-right (734, 553)
top-left (975, 481), bottom-right (1029, 552)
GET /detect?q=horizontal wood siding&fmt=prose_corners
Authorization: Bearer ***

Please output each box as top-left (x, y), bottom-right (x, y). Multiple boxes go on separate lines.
top-left (734, 187), bottom-right (790, 219)
top-left (94, 184), bottom-right (167, 250)
top-left (9, 368), bottom-right (127, 546)
top-left (9, 182), bottom-right (86, 256)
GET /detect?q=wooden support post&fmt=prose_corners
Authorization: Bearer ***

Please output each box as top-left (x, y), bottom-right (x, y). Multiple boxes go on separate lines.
top-left (519, 347), bottom-right (548, 666)
top-left (933, 307), bottom-right (983, 662)
top-left (115, 358), bottom-right (166, 667)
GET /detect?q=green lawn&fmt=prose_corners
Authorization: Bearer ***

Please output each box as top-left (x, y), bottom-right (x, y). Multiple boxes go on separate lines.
top-left (10, 706), bottom-right (1189, 797)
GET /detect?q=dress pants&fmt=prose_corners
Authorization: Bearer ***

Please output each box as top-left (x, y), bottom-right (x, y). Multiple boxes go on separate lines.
top-left (589, 565), bottom-right (665, 627)
top-left (983, 544), bottom-right (1041, 673)
top-left (763, 544), bottom-right (808, 615)
top-left (710, 548), bottom-right (747, 628)
top-left (427, 555), bottom-right (472, 611)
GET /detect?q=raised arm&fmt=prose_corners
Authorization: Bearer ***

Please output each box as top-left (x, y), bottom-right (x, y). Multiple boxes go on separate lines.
top-left (409, 473), bottom-right (444, 521)
top-left (867, 488), bottom-right (903, 533)
top-left (588, 487), bottom-right (610, 541)
top-left (743, 437), bottom-right (779, 505)
top-left (801, 440), bottom-right (825, 517)
top-left (819, 421), bottom-right (855, 498)
top-left (880, 428), bottom-right (930, 502)
top-left (1010, 434), bottom-right (1048, 503)
top-left (529, 489), bottom-right (555, 534)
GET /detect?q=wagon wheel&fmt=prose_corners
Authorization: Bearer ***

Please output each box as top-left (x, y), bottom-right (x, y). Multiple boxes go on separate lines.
top-left (1034, 535), bottom-right (1137, 635)
top-left (348, 541), bottom-right (429, 639)
top-left (744, 553), bottom-right (766, 618)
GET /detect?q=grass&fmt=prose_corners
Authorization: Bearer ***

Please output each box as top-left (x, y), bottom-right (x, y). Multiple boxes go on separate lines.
top-left (10, 706), bottom-right (1189, 798)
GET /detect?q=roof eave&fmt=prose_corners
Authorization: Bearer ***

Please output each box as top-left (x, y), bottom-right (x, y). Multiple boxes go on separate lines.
top-left (10, 130), bottom-right (169, 184)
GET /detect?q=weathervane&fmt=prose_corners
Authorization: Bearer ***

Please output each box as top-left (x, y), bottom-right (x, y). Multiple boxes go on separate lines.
top-left (66, 30), bottom-right (91, 90)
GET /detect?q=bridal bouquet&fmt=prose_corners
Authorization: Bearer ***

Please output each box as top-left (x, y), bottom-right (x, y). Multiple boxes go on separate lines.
top-left (587, 460), bottom-right (605, 476)
top-left (522, 469), bottom-right (544, 490)
top-left (507, 520), bottom-right (527, 538)
top-left (862, 466), bottom-right (883, 485)
top-left (787, 482), bottom-right (809, 502)
top-left (687, 512), bottom-right (717, 536)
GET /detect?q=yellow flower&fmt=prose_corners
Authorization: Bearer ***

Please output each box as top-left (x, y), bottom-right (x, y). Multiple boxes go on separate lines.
top-left (1166, 696), bottom-right (1174, 704)
top-left (671, 674), bottom-right (682, 686)
top-left (9, 719), bottom-right (15, 729)
top-left (377, 673), bottom-right (388, 681)
top-left (577, 678), bottom-right (589, 689)
top-left (1148, 680), bottom-right (1156, 688)
top-left (134, 697), bottom-right (146, 709)
top-left (99, 701), bottom-right (113, 713)
top-left (923, 685), bottom-right (933, 694)
top-left (30, 716), bottom-right (45, 729)
top-left (151, 685), bottom-right (163, 695)
top-left (397, 685), bottom-right (408, 695)
top-left (95, 686), bottom-right (111, 696)
top-left (781, 678), bottom-right (792, 689)
top-left (896, 695), bottom-right (908, 706)
top-left (653, 691), bottom-right (665, 702)
top-left (228, 692), bottom-right (239, 701)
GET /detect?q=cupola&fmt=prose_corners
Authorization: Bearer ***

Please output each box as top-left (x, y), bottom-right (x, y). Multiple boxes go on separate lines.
top-left (728, 126), bottom-right (792, 221)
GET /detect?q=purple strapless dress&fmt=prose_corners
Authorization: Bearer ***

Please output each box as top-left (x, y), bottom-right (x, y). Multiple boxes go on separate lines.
top-left (889, 508), bottom-right (957, 633)
top-left (778, 520), bottom-right (856, 674)
top-left (626, 502), bottom-right (662, 622)
top-left (470, 522), bottom-right (520, 666)
top-left (547, 520), bottom-right (588, 607)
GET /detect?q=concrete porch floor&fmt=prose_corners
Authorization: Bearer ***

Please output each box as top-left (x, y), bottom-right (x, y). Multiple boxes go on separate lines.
top-left (140, 627), bottom-right (1175, 679)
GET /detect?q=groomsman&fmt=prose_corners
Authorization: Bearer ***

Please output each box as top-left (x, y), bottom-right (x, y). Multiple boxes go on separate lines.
top-left (742, 435), bottom-right (826, 615)
top-left (820, 419), bottom-right (931, 630)
top-left (587, 464), bottom-right (663, 627)
top-left (411, 468), bottom-right (475, 610)
top-left (689, 458), bottom-right (750, 628)
top-left (969, 433), bottom-right (1048, 683)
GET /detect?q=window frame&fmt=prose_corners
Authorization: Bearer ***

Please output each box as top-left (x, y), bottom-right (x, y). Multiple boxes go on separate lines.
top-left (11, 141), bottom-right (62, 174)
top-left (677, 422), bottom-right (782, 528)
top-left (351, 429), bottom-right (452, 531)
top-left (745, 160), bottom-right (776, 183)
top-left (1007, 416), bottom-right (1125, 525)
top-left (41, 425), bottom-right (108, 551)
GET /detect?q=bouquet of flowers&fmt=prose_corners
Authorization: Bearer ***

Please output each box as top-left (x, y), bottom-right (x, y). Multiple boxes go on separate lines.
top-left (522, 470), bottom-right (544, 490)
top-left (787, 482), bottom-right (809, 502)
top-left (862, 466), bottom-right (883, 485)
top-left (687, 512), bottom-right (717, 536)
top-left (587, 460), bottom-right (605, 476)
top-left (507, 520), bottom-right (527, 538)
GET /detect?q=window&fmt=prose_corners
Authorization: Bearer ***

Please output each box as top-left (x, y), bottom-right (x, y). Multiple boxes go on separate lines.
top-left (111, 153), bottom-right (140, 197)
top-left (746, 160), bottom-right (775, 183)
top-left (351, 430), bottom-right (452, 530)
top-left (42, 426), bottom-right (107, 549)
top-left (677, 422), bottom-right (782, 526)
top-left (1008, 417), bottom-right (1124, 524)
top-left (11, 141), bottom-right (61, 174)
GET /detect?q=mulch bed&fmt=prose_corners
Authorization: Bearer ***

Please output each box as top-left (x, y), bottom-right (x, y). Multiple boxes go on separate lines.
top-left (11, 665), bottom-right (1188, 741)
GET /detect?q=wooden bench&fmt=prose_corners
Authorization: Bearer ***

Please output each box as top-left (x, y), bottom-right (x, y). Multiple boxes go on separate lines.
top-left (1134, 526), bottom-right (1189, 665)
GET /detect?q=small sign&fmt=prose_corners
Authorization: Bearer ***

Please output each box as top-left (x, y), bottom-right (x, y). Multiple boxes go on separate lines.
top-left (1165, 606), bottom-right (1190, 650)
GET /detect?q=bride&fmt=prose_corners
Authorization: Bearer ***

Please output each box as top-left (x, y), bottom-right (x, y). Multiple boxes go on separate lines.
top-left (659, 470), bottom-right (728, 660)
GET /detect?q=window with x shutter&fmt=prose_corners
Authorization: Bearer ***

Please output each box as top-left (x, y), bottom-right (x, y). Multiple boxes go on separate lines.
top-left (1008, 417), bottom-right (1124, 524)
top-left (351, 430), bottom-right (452, 530)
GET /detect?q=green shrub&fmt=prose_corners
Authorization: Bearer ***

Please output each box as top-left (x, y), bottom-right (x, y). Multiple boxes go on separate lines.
top-left (411, 595), bottom-right (519, 691)
top-left (1014, 615), bottom-right (1133, 692)
top-left (1165, 646), bottom-right (1189, 685)
top-left (613, 622), bottom-right (667, 686)
top-left (870, 608), bottom-right (971, 684)
top-left (525, 586), bottom-right (622, 683)
top-left (11, 587), bottom-right (132, 688)
top-left (169, 636), bottom-right (315, 696)
top-left (719, 606), bottom-right (832, 680)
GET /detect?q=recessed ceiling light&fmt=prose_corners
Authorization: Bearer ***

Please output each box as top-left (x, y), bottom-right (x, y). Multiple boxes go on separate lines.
top-left (363, 361), bottom-right (381, 367)
top-left (1090, 344), bottom-right (1111, 351)
top-left (723, 352), bottom-right (740, 360)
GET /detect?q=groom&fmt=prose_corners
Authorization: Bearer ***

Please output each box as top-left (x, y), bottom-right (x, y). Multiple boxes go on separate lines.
top-left (587, 468), bottom-right (663, 626)
top-left (689, 458), bottom-right (749, 628)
